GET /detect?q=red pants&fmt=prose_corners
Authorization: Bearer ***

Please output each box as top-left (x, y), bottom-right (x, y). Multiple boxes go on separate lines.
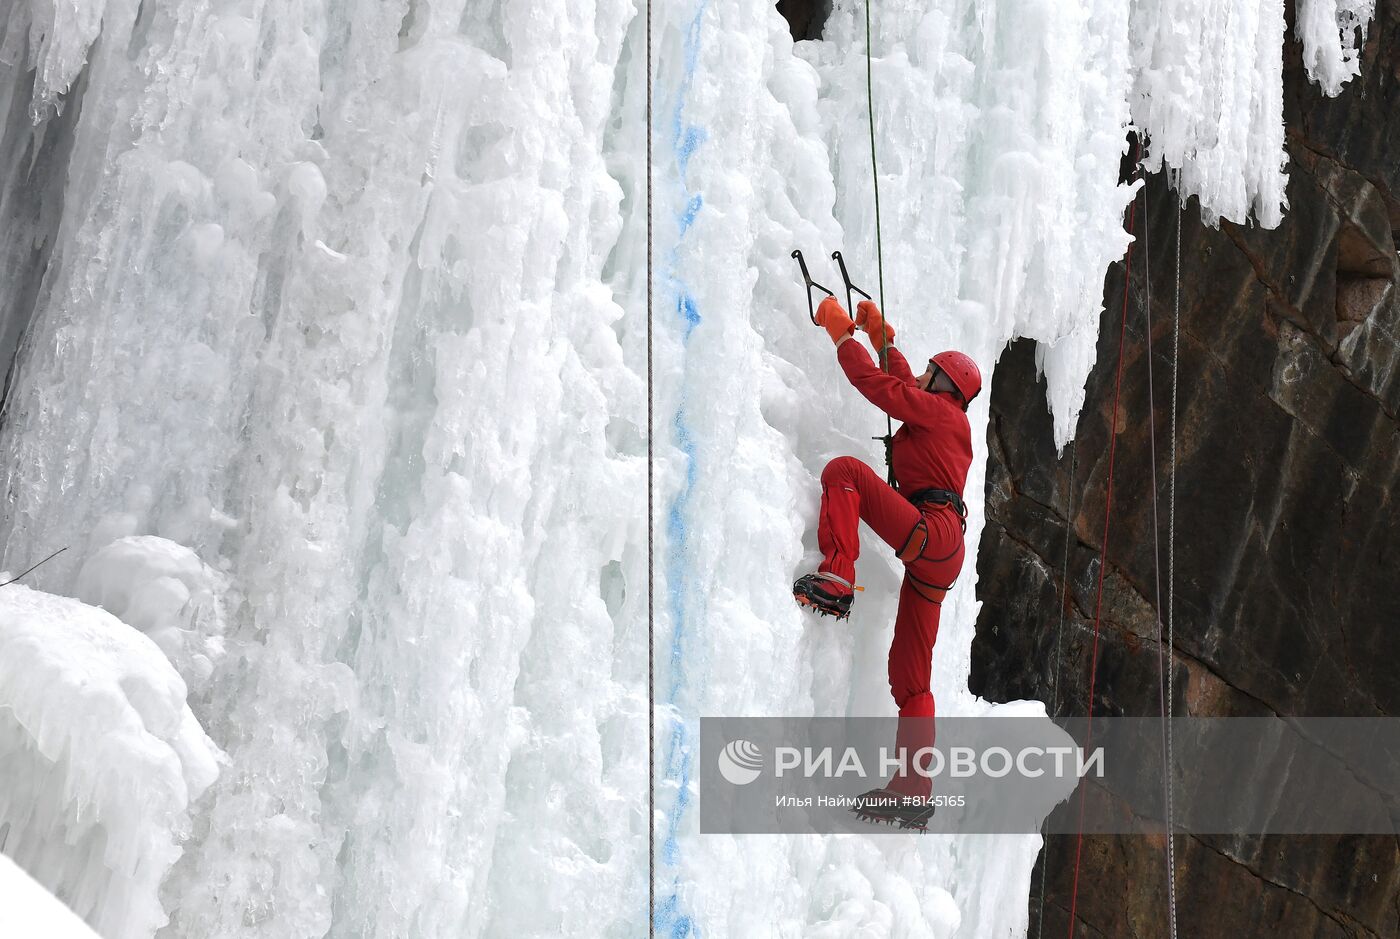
top-left (818, 456), bottom-right (965, 797)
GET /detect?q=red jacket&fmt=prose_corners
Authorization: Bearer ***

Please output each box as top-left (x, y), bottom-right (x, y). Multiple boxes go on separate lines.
top-left (836, 340), bottom-right (972, 497)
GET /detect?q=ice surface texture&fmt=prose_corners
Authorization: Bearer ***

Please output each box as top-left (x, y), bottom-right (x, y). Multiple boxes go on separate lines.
top-left (77, 536), bottom-right (231, 693)
top-left (0, 0), bottom-right (1370, 936)
top-left (0, 584), bottom-right (220, 939)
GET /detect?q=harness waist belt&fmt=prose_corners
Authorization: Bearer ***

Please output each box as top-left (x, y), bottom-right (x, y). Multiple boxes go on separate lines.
top-left (905, 487), bottom-right (966, 517)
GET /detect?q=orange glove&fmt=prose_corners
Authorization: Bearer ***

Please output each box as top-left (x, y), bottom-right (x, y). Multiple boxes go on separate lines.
top-left (816, 296), bottom-right (855, 344)
top-left (855, 300), bottom-right (895, 350)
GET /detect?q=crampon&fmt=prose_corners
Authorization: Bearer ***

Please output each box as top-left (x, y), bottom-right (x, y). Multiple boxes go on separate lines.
top-left (849, 788), bottom-right (935, 832)
top-left (792, 572), bottom-right (857, 619)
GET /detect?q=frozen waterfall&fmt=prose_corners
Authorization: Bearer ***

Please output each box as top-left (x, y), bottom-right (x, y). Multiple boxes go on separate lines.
top-left (0, 0), bottom-right (1371, 935)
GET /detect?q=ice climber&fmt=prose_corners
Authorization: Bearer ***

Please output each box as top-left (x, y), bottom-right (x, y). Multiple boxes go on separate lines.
top-left (792, 295), bottom-right (980, 812)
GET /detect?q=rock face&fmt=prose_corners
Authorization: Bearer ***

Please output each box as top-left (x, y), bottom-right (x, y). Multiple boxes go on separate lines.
top-left (971, 7), bottom-right (1400, 938)
top-left (776, 0), bottom-right (830, 42)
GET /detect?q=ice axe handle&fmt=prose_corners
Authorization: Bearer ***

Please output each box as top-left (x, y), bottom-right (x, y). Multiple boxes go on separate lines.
top-left (833, 250), bottom-right (885, 373)
top-left (831, 251), bottom-right (873, 310)
top-left (791, 249), bottom-right (834, 325)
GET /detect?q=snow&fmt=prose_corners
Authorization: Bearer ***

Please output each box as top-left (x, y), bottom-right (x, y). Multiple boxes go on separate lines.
top-left (0, 853), bottom-right (102, 939)
top-left (0, 0), bottom-right (1374, 936)
top-left (0, 583), bottom-right (220, 939)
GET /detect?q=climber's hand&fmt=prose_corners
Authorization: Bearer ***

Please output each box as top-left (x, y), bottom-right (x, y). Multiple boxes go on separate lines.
top-left (816, 296), bottom-right (855, 345)
top-left (855, 300), bottom-right (895, 351)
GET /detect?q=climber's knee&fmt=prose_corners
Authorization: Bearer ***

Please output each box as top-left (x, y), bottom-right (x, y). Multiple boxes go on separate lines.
top-left (821, 455), bottom-right (864, 487)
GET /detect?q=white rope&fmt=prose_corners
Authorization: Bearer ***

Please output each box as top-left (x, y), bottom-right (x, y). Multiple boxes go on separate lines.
top-left (1138, 169), bottom-right (1179, 939)
top-left (1165, 185), bottom-right (1181, 939)
top-left (1035, 440), bottom-right (1077, 939)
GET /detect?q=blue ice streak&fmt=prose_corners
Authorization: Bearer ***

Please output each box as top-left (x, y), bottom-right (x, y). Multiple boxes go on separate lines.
top-left (655, 1), bottom-right (709, 938)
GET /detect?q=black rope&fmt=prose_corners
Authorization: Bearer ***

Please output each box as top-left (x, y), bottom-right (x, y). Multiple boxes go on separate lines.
top-left (863, 0), bottom-right (895, 487)
top-left (0, 546), bottom-right (68, 587)
top-left (645, 0), bottom-right (656, 931)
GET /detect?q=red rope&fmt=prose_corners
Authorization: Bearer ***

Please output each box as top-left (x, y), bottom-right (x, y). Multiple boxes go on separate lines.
top-left (1065, 145), bottom-right (1140, 938)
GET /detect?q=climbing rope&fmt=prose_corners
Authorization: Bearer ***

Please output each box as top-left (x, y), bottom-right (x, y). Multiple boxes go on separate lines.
top-left (1065, 143), bottom-right (1184, 939)
top-left (1139, 172), bottom-right (1180, 939)
top-left (645, 0), bottom-right (655, 932)
top-left (0, 546), bottom-right (67, 587)
top-left (1035, 440), bottom-right (1077, 939)
top-left (863, 0), bottom-right (886, 326)
top-left (1165, 186), bottom-right (1182, 938)
top-left (863, 0), bottom-right (895, 473)
top-left (1066, 139), bottom-right (1140, 939)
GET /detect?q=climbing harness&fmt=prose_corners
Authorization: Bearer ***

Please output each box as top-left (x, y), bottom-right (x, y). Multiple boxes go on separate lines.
top-left (894, 488), bottom-right (966, 595)
top-left (905, 570), bottom-right (954, 605)
top-left (905, 487), bottom-right (967, 524)
top-left (896, 519), bottom-right (928, 562)
top-left (896, 502), bottom-right (964, 568)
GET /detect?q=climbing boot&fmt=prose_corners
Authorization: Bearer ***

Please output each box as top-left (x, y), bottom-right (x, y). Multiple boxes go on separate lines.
top-left (792, 572), bottom-right (855, 619)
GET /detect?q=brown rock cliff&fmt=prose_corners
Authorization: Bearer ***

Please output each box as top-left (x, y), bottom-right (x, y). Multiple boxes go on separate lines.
top-left (971, 6), bottom-right (1400, 937)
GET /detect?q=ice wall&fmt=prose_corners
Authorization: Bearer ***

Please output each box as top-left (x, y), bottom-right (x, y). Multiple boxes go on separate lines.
top-left (0, 0), bottom-right (1373, 938)
top-left (0, 584), bottom-right (220, 939)
top-left (2, 0), bottom-right (647, 935)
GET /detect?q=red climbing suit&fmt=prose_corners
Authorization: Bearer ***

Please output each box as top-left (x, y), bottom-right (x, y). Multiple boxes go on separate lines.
top-left (820, 339), bottom-right (972, 798)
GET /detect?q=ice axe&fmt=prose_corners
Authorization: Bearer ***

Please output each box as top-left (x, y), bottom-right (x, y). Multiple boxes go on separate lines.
top-left (830, 250), bottom-right (872, 318)
top-left (791, 249), bottom-right (834, 325)
top-left (791, 248), bottom-right (898, 489)
top-left (830, 250), bottom-right (884, 372)
top-left (832, 251), bottom-right (896, 488)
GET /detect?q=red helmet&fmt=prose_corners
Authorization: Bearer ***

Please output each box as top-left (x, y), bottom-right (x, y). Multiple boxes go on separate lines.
top-left (930, 351), bottom-right (982, 407)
